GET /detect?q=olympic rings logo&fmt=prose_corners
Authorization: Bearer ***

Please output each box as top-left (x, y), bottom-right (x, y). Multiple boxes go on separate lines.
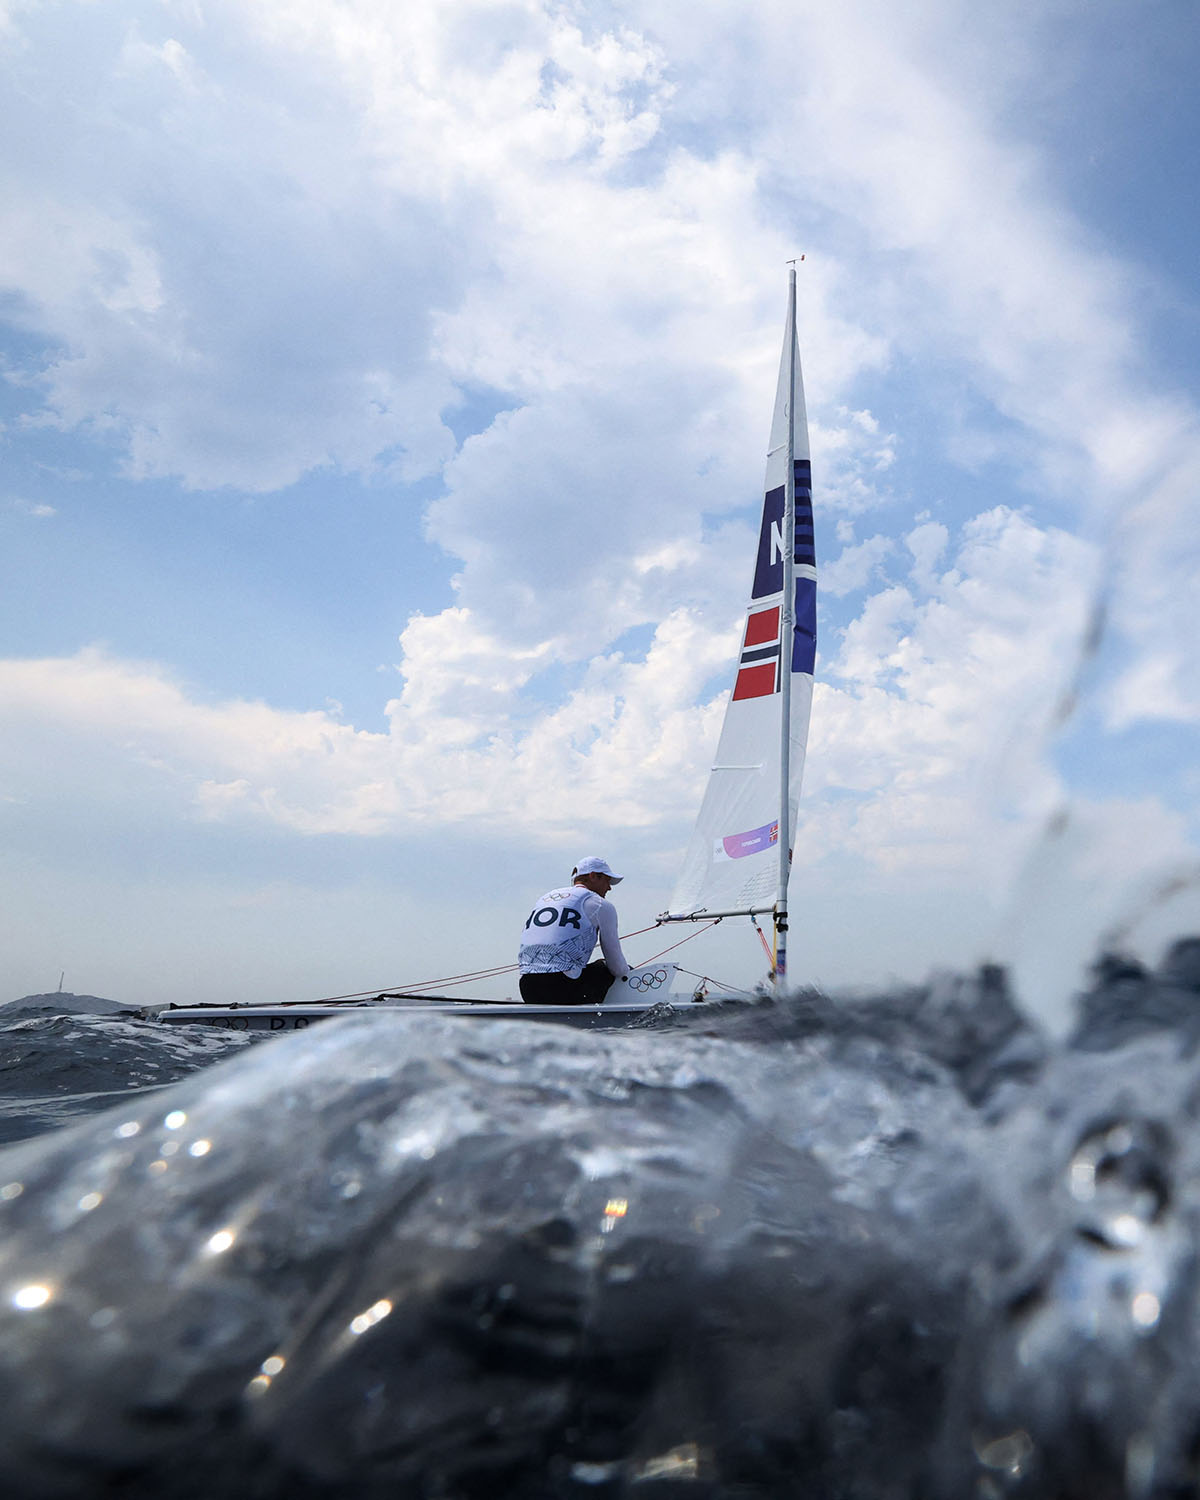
top-left (628, 968), bottom-right (669, 993)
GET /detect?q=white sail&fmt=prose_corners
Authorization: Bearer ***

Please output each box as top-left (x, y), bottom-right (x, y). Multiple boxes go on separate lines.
top-left (666, 287), bottom-right (816, 920)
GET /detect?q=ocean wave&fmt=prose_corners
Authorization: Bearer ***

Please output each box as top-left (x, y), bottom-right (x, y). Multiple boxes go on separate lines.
top-left (0, 947), bottom-right (1196, 1497)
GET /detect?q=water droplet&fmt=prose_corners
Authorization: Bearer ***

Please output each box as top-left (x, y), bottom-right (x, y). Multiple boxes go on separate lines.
top-left (1126, 1432), bottom-right (1156, 1497)
top-left (974, 1429), bottom-right (1034, 1475)
top-left (1068, 1119), bottom-right (1170, 1249)
top-left (632, 1443), bottom-right (704, 1482)
top-left (12, 1283), bottom-right (52, 1311)
top-left (571, 1462), bottom-right (620, 1484)
top-left (1132, 1291), bottom-right (1161, 1328)
top-left (349, 1298), bottom-right (393, 1336)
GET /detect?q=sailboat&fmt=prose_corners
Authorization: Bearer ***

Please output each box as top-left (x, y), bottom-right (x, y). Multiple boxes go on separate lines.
top-left (157, 272), bottom-right (814, 1032)
top-left (659, 263), bottom-right (815, 984)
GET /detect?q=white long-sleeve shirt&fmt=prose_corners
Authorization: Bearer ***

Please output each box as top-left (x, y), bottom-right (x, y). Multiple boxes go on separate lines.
top-left (518, 883), bottom-right (631, 979)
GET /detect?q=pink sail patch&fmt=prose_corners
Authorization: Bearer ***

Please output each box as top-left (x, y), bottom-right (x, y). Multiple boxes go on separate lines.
top-left (718, 821), bottom-right (779, 860)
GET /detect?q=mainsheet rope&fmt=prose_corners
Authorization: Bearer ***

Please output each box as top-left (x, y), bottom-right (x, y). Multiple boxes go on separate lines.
top-left (629, 920), bottom-right (722, 965)
top-left (307, 920), bottom-right (725, 1004)
top-left (674, 967), bottom-right (747, 994)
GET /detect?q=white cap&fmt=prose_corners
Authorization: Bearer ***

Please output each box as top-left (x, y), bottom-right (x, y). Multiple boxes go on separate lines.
top-left (574, 856), bottom-right (624, 883)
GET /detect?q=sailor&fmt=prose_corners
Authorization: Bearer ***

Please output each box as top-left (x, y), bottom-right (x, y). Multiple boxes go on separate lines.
top-left (518, 856), bottom-right (632, 1005)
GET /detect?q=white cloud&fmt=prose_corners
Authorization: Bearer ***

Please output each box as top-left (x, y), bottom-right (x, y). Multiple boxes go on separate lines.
top-left (0, 506), bottom-right (1092, 871)
top-left (811, 407), bottom-right (897, 518)
top-left (0, 0), bottom-right (1187, 536)
top-left (904, 521), bottom-right (947, 592)
top-left (0, 604), bottom-right (732, 841)
top-left (807, 507), bottom-right (1097, 885)
top-left (0, 0), bottom-right (884, 508)
top-left (821, 534), bottom-right (894, 597)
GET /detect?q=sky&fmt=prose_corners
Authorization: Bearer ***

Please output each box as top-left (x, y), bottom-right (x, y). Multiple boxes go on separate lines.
top-left (2, 0), bottom-right (1199, 1026)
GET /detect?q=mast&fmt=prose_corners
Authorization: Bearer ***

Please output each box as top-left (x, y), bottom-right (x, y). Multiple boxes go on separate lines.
top-left (774, 266), bottom-right (797, 986)
top-left (659, 268), bottom-right (816, 978)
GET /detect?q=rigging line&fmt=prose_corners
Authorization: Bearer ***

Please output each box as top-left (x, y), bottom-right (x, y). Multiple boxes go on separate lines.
top-left (384, 969), bottom-right (519, 994)
top-left (674, 967), bottom-right (746, 994)
top-left (400, 923), bottom-right (679, 991)
top-left (309, 923), bottom-right (667, 1003)
top-left (402, 924), bottom-right (682, 993)
top-left (632, 920), bottom-right (721, 965)
top-left (312, 963), bottom-right (519, 1003)
top-left (393, 925), bottom-right (660, 994)
top-left (750, 913), bottom-right (775, 968)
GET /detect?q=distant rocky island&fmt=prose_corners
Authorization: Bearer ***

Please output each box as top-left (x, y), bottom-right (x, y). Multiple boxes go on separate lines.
top-left (3, 992), bottom-right (126, 1017)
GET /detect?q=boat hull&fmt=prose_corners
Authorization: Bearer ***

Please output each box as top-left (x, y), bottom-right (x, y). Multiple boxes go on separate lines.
top-left (158, 1000), bottom-right (659, 1033)
top-left (156, 966), bottom-right (681, 1033)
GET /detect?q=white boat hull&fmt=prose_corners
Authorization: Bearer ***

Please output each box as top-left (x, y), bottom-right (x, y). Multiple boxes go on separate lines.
top-left (157, 967), bottom-right (682, 1033)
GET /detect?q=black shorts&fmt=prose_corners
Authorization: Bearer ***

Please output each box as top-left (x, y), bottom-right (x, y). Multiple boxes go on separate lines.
top-left (519, 960), bottom-right (616, 1006)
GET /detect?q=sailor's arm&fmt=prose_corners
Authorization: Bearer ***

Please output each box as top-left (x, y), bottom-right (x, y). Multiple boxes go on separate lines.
top-left (595, 899), bottom-right (631, 980)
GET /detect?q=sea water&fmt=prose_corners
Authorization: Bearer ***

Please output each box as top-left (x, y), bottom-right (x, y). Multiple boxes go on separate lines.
top-left (0, 994), bottom-right (251, 1146)
top-left (1, 950), bottom-right (1199, 1498)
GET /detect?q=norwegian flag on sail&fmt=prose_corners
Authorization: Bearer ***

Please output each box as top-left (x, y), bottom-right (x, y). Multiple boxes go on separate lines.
top-left (732, 576), bottom-right (818, 701)
top-left (732, 456), bottom-right (817, 701)
top-left (732, 605), bottom-right (782, 700)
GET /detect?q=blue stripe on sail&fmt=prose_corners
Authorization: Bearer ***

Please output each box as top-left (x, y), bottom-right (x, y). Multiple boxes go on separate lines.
top-left (752, 465), bottom-right (816, 598)
top-left (792, 576), bottom-right (817, 674)
top-left (740, 643), bottom-right (781, 664)
top-left (751, 485), bottom-right (786, 600)
top-left (794, 460), bottom-right (816, 567)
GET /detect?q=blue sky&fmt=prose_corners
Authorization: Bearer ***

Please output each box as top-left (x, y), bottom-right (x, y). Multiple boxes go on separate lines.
top-left (1, 0), bottom-right (1198, 1024)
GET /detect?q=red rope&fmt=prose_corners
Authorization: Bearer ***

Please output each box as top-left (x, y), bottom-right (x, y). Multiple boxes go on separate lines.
top-left (751, 913), bottom-right (774, 968)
